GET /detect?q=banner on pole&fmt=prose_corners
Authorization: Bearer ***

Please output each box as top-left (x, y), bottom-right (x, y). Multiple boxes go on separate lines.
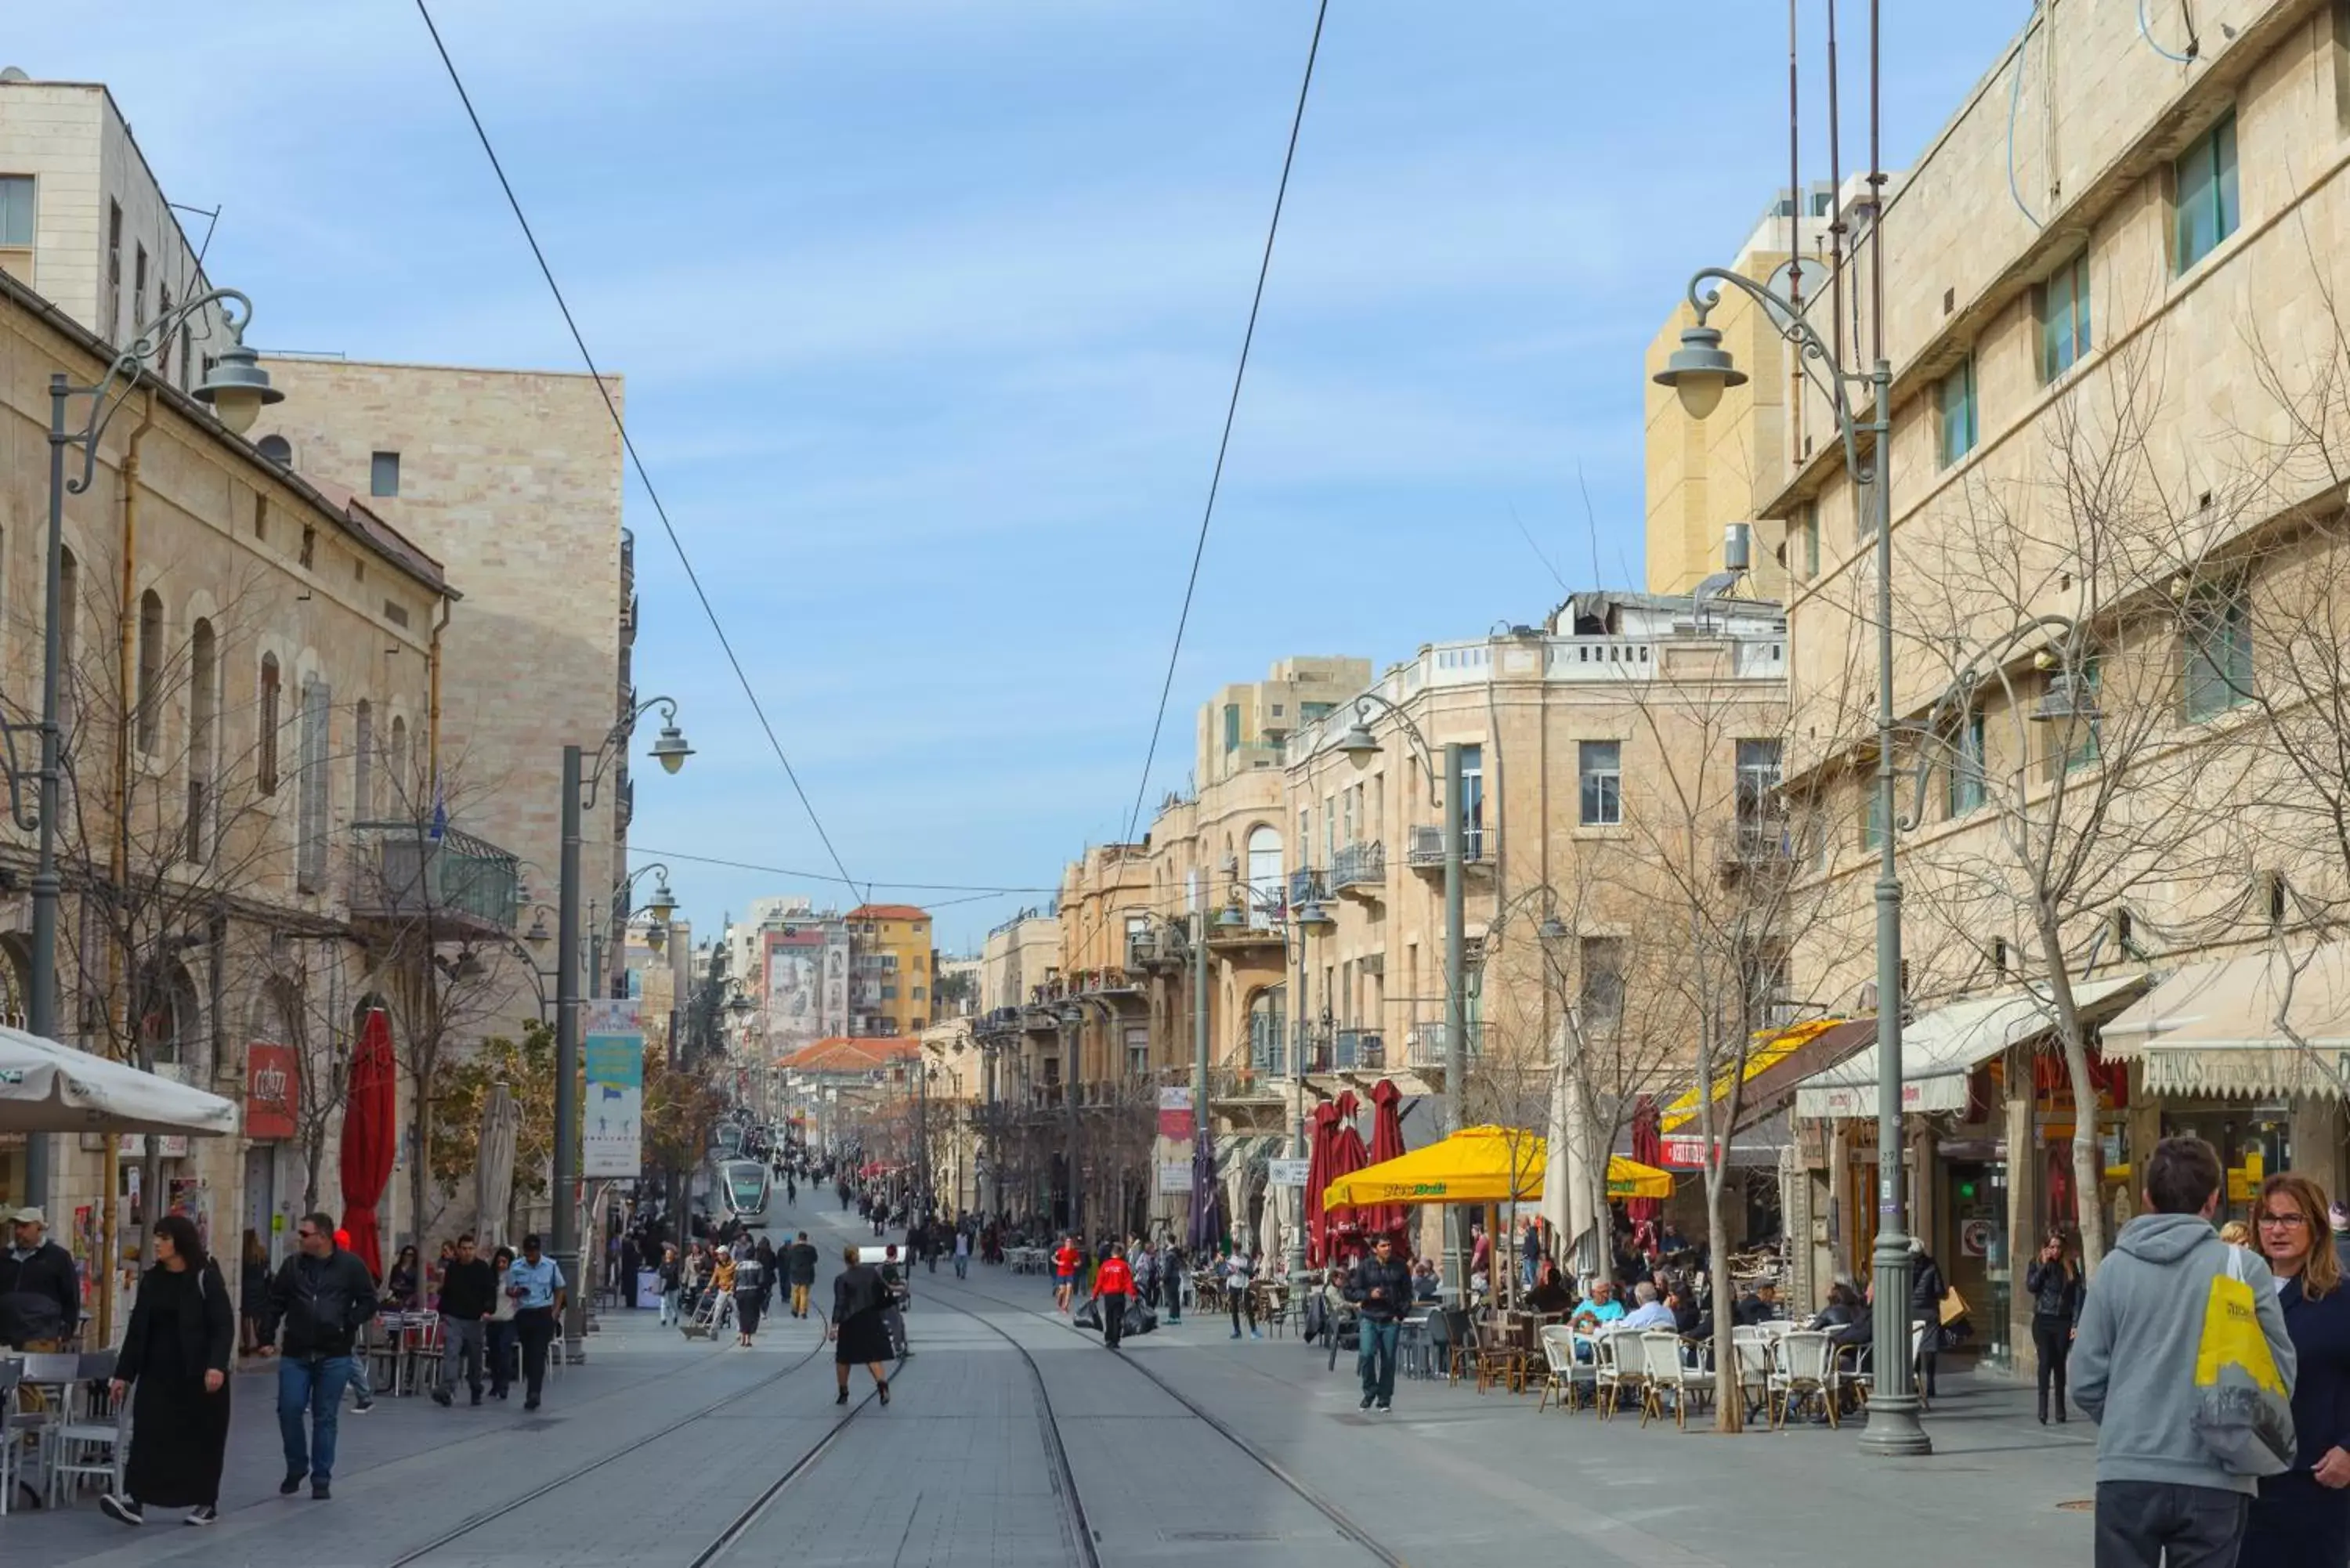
top-left (1156, 1086), bottom-right (1193, 1139)
top-left (1157, 1162), bottom-right (1194, 1194)
top-left (1267, 1158), bottom-right (1311, 1188)
top-left (583, 999), bottom-right (644, 1179)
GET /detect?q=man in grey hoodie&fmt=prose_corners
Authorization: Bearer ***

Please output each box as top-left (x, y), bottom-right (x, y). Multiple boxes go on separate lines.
top-left (2073, 1134), bottom-right (2296, 1568)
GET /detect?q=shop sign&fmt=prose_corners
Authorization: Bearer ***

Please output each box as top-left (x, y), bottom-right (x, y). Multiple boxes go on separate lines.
top-left (2141, 1047), bottom-right (2350, 1099)
top-left (1156, 1162), bottom-right (1193, 1194)
top-left (246, 1042), bottom-right (298, 1141)
top-left (1662, 1135), bottom-right (1719, 1169)
top-left (1156, 1087), bottom-right (1193, 1140)
top-left (1796, 1074), bottom-right (1968, 1119)
top-left (1267, 1158), bottom-right (1311, 1187)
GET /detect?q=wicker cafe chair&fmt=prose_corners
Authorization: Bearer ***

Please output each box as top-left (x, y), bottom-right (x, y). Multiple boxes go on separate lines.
top-left (1730, 1328), bottom-right (1775, 1422)
top-left (1770, 1330), bottom-right (1839, 1429)
top-left (1645, 1331), bottom-right (1716, 1429)
top-left (1535, 1324), bottom-right (1593, 1413)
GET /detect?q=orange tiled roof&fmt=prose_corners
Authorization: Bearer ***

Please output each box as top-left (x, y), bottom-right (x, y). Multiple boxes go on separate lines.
top-left (847, 903), bottom-right (930, 923)
top-left (776, 1035), bottom-right (921, 1072)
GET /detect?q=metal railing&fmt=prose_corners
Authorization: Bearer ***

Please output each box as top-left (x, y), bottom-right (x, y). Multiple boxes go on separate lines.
top-left (1404, 1020), bottom-right (1481, 1066)
top-left (1329, 840), bottom-right (1385, 891)
top-left (1288, 869), bottom-right (1328, 908)
top-left (349, 819), bottom-right (521, 932)
top-left (1331, 1028), bottom-right (1385, 1070)
top-left (1405, 823), bottom-right (1491, 867)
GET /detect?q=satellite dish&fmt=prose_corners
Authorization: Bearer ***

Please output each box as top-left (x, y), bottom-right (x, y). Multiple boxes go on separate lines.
top-left (1693, 570), bottom-right (1741, 602)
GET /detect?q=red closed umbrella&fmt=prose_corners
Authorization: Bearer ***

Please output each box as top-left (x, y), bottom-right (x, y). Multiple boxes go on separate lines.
top-left (1360, 1079), bottom-right (1408, 1237)
top-left (338, 1006), bottom-right (397, 1281)
top-left (1303, 1100), bottom-right (1339, 1266)
top-left (1324, 1091), bottom-right (1371, 1262)
top-left (1629, 1094), bottom-right (1664, 1227)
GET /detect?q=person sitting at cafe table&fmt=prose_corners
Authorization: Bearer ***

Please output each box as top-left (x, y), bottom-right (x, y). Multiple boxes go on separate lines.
top-left (1527, 1261), bottom-right (1576, 1315)
top-left (1809, 1280), bottom-right (1865, 1335)
top-left (1615, 1281), bottom-right (1678, 1333)
top-left (1410, 1259), bottom-right (1441, 1302)
top-left (1732, 1280), bottom-right (1782, 1326)
top-left (1569, 1279), bottom-right (1626, 1333)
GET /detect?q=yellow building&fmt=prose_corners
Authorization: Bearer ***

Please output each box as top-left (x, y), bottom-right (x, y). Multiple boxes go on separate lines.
top-left (847, 903), bottom-right (935, 1036)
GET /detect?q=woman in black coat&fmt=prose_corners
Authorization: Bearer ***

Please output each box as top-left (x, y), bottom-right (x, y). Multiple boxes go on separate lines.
top-left (2024, 1233), bottom-right (2084, 1424)
top-left (829, 1245), bottom-right (893, 1407)
top-left (100, 1215), bottom-right (234, 1527)
top-left (2244, 1173), bottom-right (2350, 1568)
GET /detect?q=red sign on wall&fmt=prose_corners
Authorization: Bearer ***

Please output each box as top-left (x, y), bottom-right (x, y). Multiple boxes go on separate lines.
top-left (246, 1042), bottom-right (298, 1141)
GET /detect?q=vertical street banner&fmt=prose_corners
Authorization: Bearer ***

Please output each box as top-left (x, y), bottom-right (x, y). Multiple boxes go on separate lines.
top-left (1157, 1086), bottom-right (1193, 1140)
top-left (583, 999), bottom-right (644, 1178)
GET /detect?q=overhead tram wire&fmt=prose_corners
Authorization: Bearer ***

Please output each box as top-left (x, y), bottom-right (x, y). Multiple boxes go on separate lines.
top-left (631, 846), bottom-right (1061, 898)
top-left (411, 0), bottom-right (864, 903)
top-left (1117, 0), bottom-right (1332, 850)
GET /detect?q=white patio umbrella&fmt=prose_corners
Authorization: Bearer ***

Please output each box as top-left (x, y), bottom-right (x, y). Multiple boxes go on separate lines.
top-left (475, 1080), bottom-right (519, 1251)
top-left (0, 1027), bottom-right (238, 1136)
top-left (1543, 1026), bottom-right (1602, 1281)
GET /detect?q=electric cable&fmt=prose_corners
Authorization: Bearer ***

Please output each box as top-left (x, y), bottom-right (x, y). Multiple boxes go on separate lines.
top-left (412, 0), bottom-right (865, 903)
top-left (2138, 0), bottom-right (2199, 63)
top-left (629, 845), bottom-right (1060, 897)
top-left (1118, 0), bottom-right (1331, 848)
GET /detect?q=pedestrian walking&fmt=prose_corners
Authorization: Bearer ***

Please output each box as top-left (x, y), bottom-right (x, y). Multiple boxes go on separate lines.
top-left (880, 1245), bottom-right (910, 1359)
top-left (1345, 1234), bottom-right (1411, 1414)
top-left (1053, 1234), bottom-right (1081, 1315)
top-left (789, 1232), bottom-right (819, 1319)
top-left (2242, 1172), bottom-right (2350, 1568)
top-left (2025, 1232), bottom-right (2084, 1424)
top-left (486, 1247), bottom-right (519, 1398)
top-left (238, 1230), bottom-right (271, 1357)
top-left (99, 1216), bottom-right (233, 1527)
top-left (2075, 1134), bottom-right (2296, 1568)
top-left (432, 1234), bottom-right (494, 1407)
top-left (504, 1233), bottom-right (567, 1412)
top-left (1908, 1237), bottom-right (1947, 1400)
top-left (1162, 1241), bottom-right (1184, 1323)
top-left (657, 1245), bottom-right (682, 1327)
top-left (262, 1212), bottom-right (378, 1501)
top-left (953, 1227), bottom-right (971, 1280)
top-left (733, 1245), bottom-right (768, 1346)
top-left (1223, 1246), bottom-right (1259, 1340)
top-left (1094, 1247), bottom-right (1135, 1349)
top-left (830, 1245), bottom-right (892, 1407)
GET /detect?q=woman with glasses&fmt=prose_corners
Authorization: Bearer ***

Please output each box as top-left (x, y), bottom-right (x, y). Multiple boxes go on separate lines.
top-left (2243, 1172), bottom-right (2350, 1567)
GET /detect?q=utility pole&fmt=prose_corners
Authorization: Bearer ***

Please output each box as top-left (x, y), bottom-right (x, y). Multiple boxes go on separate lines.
top-left (1443, 742), bottom-right (1467, 1297)
top-left (1191, 910), bottom-right (1209, 1245)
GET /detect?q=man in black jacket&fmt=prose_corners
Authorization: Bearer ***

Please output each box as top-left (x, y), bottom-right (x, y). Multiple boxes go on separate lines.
top-left (264, 1213), bottom-right (378, 1499)
top-left (1343, 1236), bottom-right (1414, 1414)
top-left (432, 1234), bottom-right (496, 1408)
top-left (787, 1232), bottom-right (819, 1320)
top-left (1, 1205), bottom-right (79, 1349)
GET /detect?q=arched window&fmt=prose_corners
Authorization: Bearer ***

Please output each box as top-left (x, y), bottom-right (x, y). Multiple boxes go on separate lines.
top-left (258, 653), bottom-right (280, 796)
top-left (185, 620), bottom-right (215, 862)
top-left (388, 716), bottom-right (408, 814)
top-left (255, 434), bottom-right (292, 467)
top-left (1246, 826), bottom-right (1282, 927)
top-left (135, 589), bottom-right (163, 753)
top-left (353, 699), bottom-right (374, 821)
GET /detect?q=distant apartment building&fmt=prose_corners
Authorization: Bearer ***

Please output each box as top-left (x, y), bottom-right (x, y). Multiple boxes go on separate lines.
top-left (847, 903), bottom-right (935, 1036)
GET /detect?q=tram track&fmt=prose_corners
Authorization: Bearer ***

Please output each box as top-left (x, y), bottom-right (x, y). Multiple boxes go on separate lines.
top-left (921, 1281), bottom-right (1406, 1567)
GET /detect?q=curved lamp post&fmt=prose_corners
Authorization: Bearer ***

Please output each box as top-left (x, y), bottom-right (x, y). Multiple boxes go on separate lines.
top-left (553, 696), bottom-right (689, 1361)
top-left (1654, 266), bottom-right (1929, 1456)
top-left (23, 291), bottom-right (281, 1216)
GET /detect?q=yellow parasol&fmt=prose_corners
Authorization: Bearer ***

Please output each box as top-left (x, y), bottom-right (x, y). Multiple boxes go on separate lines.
top-left (1320, 1125), bottom-right (1672, 1209)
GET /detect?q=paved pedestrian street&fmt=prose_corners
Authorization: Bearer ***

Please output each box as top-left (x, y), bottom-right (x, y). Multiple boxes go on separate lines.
top-left (4, 1209), bottom-right (2098, 1568)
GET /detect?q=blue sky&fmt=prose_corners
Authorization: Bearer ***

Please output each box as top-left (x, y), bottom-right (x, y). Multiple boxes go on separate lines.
top-left (15, 2), bottom-right (2030, 949)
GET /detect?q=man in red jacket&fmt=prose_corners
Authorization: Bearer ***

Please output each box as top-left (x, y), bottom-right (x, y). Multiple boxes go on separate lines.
top-left (1094, 1250), bottom-right (1135, 1351)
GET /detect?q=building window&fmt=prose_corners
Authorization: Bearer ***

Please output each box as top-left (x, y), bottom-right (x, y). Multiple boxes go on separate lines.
top-left (1735, 739), bottom-right (1782, 836)
top-left (1578, 740), bottom-right (1622, 827)
top-left (1945, 708), bottom-right (1987, 817)
top-left (1859, 779), bottom-right (1886, 851)
top-left (2039, 251), bottom-right (2092, 381)
top-left (2184, 580), bottom-right (2254, 719)
top-left (353, 699), bottom-right (374, 821)
top-left (106, 201), bottom-right (122, 341)
top-left (296, 677), bottom-right (331, 893)
top-left (1223, 702), bottom-right (1239, 753)
top-left (1795, 502), bottom-right (1820, 580)
top-left (370, 451), bottom-right (401, 498)
top-left (2175, 111), bottom-right (2240, 274)
top-left (2048, 653), bottom-right (2103, 776)
top-left (298, 526), bottom-right (316, 570)
top-left (134, 589), bottom-right (163, 753)
top-left (258, 653), bottom-right (281, 796)
top-left (1300, 701), bottom-right (1334, 722)
top-left (912, 986), bottom-right (926, 1002)
top-left (0, 175), bottom-right (32, 246)
top-left (1578, 937), bottom-right (1625, 1032)
top-left (1936, 356), bottom-right (1978, 468)
top-left (389, 715), bottom-right (408, 810)
top-left (185, 619), bottom-right (215, 862)
top-left (132, 244), bottom-right (146, 332)
top-left (1459, 743), bottom-right (1485, 857)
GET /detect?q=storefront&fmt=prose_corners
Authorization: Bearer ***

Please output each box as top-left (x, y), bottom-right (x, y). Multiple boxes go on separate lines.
top-left (2102, 942), bottom-right (2350, 1218)
top-left (245, 1039), bottom-right (300, 1266)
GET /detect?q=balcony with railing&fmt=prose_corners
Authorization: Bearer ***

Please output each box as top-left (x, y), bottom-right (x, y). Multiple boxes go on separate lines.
top-left (348, 820), bottom-right (521, 941)
top-left (1206, 904), bottom-right (1286, 951)
top-left (1403, 1019), bottom-right (1482, 1069)
top-left (1330, 1028), bottom-right (1385, 1071)
top-left (1329, 841), bottom-right (1385, 899)
top-left (1718, 816), bottom-right (1798, 876)
top-left (1288, 869), bottom-right (1329, 909)
top-left (1126, 925), bottom-right (1188, 973)
top-left (1404, 822), bottom-right (1495, 872)
top-left (1208, 1065), bottom-right (1283, 1103)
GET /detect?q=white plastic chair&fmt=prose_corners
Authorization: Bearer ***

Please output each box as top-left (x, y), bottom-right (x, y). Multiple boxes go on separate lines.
top-left (1770, 1330), bottom-right (1838, 1429)
top-left (0, 1359), bottom-right (21, 1515)
top-left (1644, 1330), bottom-right (1714, 1429)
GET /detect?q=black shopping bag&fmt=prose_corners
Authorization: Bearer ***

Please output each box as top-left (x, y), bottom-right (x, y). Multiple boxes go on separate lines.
top-left (1126, 1300), bottom-right (1159, 1337)
top-left (1073, 1296), bottom-right (1103, 1331)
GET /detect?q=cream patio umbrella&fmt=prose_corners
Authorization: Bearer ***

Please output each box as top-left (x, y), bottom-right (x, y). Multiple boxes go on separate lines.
top-left (475, 1079), bottom-right (519, 1252)
top-left (1542, 1028), bottom-right (1603, 1281)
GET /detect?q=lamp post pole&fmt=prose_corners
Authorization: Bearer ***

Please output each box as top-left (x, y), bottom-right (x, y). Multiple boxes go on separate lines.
top-left (1191, 910), bottom-right (1209, 1242)
top-left (1654, 264), bottom-right (1925, 1455)
top-left (551, 745), bottom-right (585, 1360)
top-left (1443, 742), bottom-right (1467, 1295)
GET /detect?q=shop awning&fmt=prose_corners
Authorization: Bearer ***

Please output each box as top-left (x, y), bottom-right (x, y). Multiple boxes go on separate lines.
top-left (1661, 1017), bottom-right (1850, 1133)
top-left (2102, 945), bottom-right (2350, 1100)
top-left (1320, 1125), bottom-right (1673, 1208)
top-left (1792, 974), bottom-right (2149, 1119)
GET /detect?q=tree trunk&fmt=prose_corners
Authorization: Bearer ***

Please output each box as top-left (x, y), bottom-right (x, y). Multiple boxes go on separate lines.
top-left (2063, 1028), bottom-right (2107, 1274)
top-left (1707, 1163), bottom-right (1744, 1432)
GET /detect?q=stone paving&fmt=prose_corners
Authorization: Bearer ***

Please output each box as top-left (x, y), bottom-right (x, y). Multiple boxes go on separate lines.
top-left (1, 1198), bottom-right (2102, 1567)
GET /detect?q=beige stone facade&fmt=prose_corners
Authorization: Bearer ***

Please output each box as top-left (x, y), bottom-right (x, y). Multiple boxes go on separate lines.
top-left (0, 263), bottom-right (461, 1324)
top-left (248, 356), bottom-right (627, 1047)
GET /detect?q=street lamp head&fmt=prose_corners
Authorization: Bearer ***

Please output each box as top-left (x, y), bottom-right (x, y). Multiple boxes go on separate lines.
top-left (2031, 670), bottom-right (2102, 724)
top-left (1215, 902), bottom-right (1247, 931)
top-left (1538, 916), bottom-right (1570, 943)
top-left (193, 339), bottom-right (284, 436)
top-left (522, 912), bottom-right (551, 947)
top-left (1334, 721), bottom-right (1383, 762)
top-left (727, 991), bottom-right (756, 1019)
top-left (645, 921), bottom-right (668, 954)
top-left (646, 874), bottom-right (677, 926)
top-left (1295, 899), bottom-right (1336, 932)
top-left (649, 722), bottom-right (693, 775)
top-left (1652, 323), bottom-right (1747, 421)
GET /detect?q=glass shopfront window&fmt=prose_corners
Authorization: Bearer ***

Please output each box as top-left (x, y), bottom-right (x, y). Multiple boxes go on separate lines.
top-left (2161, 1105), bottom-right (2290, 1227)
